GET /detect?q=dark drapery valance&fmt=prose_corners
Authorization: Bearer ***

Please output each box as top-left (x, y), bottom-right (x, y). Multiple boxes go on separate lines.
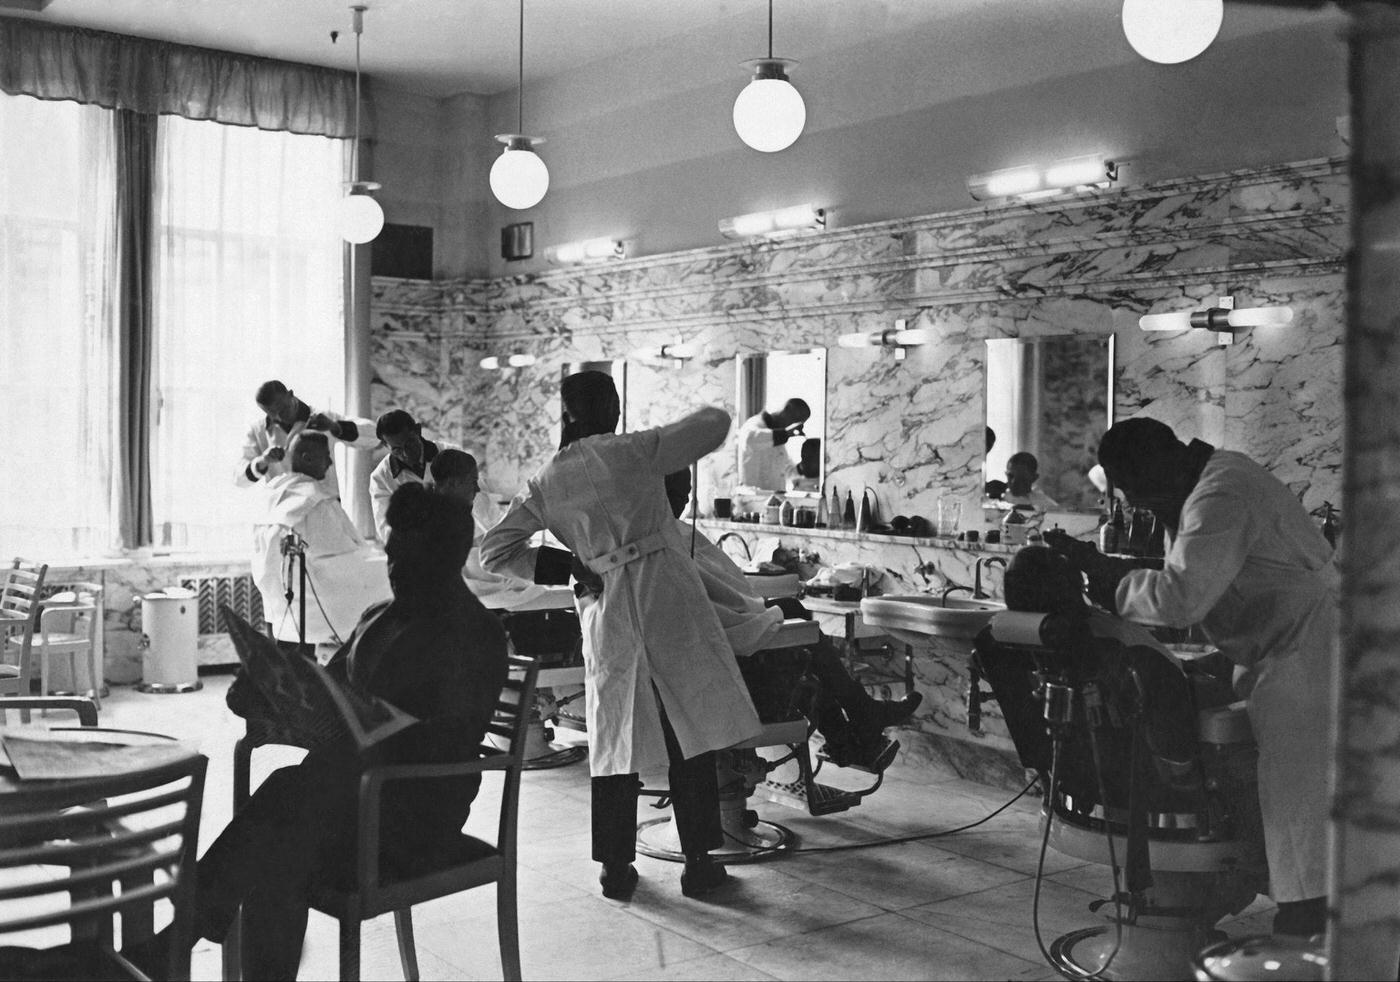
top-left (0, 16), bottom-right (359, 137)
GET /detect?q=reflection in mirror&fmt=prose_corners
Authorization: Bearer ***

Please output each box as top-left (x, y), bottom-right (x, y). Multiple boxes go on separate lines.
top-left (734, 348), bottom-right (827, 496)
top-left (984, 335), bottom-right (1114, 513)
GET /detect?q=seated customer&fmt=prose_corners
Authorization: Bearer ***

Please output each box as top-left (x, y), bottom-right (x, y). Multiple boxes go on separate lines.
top-left (147, 483), bottom-right (509, 979)
top-left (430, 448), bottom-right (552, 609)
top-left (252, 430), bottom-right (391, 649)
top-left (1003, 451), bottom-right (1059, 513)
top-left (577, 468), bottom-right (922, 771)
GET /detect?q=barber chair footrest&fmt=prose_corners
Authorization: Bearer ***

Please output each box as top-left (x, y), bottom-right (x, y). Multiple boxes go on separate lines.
top-left (755, 777), bottom-right (862, 817)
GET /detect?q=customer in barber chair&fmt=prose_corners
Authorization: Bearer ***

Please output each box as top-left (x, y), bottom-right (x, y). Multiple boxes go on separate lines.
top-left (480, 371), bottom-right (757, 902)
top-left (667, 467), bottom-right (922, 769)
top-left (1046, 416), bottom-right (1335, 940)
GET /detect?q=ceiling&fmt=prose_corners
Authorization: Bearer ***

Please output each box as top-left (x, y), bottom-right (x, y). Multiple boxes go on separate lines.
top-left (0, 0), bottom-right (1338, 99)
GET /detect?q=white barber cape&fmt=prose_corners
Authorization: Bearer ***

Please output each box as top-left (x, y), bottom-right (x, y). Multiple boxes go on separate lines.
top-left (481, 407), bottom-right (761, 778)
top-left (683, 522), bottom-right (783, 658)
top-left (252, 473), bottom-right (391, 646)
top-left (1115, 449), bottom-right (1336, 903)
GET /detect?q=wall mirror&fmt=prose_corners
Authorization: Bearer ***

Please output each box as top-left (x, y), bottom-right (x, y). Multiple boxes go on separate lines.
top-left (984, 335), bottom-right (1114, 513)
top-left (735, 348), bottom-right (827, 496)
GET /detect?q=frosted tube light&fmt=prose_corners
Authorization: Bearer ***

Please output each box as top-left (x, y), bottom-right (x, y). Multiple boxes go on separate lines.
top-left (658, 342), bottom-right (698, 361)
top-left (1140, 306), bottom-right (1294, 332)
top-left (837, 332), bottom-right (877, 348)
top-left (1044, 156), bottom-right (1110, 188)
top-left (718, 203), bottom-right (824, 240)
top-left (507, 353), bottom-right (537, 368)
top-left (552, 237), bottom-right (624, 264)
top-left (888, 327), bottom-right (934, 346)
top-left (984, 168), bottom-right (1041, 198)
top-left (479, 356), bottom-right (502, 370)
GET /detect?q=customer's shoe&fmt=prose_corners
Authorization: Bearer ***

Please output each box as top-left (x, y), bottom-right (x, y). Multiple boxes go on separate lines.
top-left (680, 855), bottom-right (729, 898)
top-left (599, 862), bottom-right (639, 900)
top-left (871, 691), bottom-right (923, 729)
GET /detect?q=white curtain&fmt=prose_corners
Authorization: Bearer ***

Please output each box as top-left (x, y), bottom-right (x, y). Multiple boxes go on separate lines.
top-left (0, 95), bottom-right (118, 559)
top-left (151, 116), bottom-right (345, 554)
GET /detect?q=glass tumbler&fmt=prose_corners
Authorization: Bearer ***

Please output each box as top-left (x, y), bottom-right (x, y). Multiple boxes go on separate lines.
top-left (937, 498), bottom-right (962, 537)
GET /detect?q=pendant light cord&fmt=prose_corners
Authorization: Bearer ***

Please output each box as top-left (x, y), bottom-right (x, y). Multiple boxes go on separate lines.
top-left (516, 0), bottom-right (525, 133)
top-left (351, 5), bottom-right (364, 185)
top-left (767, 0), bottom-right (773, 59)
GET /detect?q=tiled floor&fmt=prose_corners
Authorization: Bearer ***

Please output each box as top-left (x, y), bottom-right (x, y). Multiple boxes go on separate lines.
top-left (77, 678), bottom-right (1275, 980)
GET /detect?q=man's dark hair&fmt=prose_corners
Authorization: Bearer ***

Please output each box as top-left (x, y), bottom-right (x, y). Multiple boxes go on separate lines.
top-left (384, 483), bottom-right (473, 611)
top-left (1007, 451), bottom-right (1038, 473)
top-left (255, 379), bottom-right (288, 407)
top-left (782, 398), bottom-right (811, 421)
top-left (376, 409), bottom-right (419, 441)
top-left (1004, 546), bottom-right (1086, 617)
top-left (986, 426), bottom-right (997, 453)
top-left (1098, 417), bottom-right (1182, 491)
top-left (430, 448), bottom-right (478, 484)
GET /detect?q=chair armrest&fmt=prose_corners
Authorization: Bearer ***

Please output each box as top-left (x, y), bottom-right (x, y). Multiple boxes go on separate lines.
top-left (0, 696), bottom-right (98, 725)
top-left (365, 753), bottom-right (512, 784)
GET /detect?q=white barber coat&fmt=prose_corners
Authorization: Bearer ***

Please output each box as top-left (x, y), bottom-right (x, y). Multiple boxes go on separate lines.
top-left (236, 406), bottom-right (377, 501)
top-left (481, 407), bottom-right (762, 777)
top-left (736, 413), bottom-right (791, 491)
top-left (252, 473), bottom-right (391, 646)
top-left (1115, 450), bottom-right (1336, 902)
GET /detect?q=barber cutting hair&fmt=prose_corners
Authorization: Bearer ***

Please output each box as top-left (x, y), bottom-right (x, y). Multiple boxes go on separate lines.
top-left (1047, 416), bottom-right (1335, 939)
top-left (481, 371), bottom-right (760, 901)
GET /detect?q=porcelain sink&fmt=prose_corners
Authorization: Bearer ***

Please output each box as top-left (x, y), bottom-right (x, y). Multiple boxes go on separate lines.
top-left (860, 594), bottom-right (1006, 647)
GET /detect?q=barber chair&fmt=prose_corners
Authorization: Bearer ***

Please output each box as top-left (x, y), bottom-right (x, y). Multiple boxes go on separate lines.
top-left (637, 618), bottom-right (888, 863)
top-left (972, 611), bottom-right (1266, 982)
top-left (494, 590), bottom-right (587, 769)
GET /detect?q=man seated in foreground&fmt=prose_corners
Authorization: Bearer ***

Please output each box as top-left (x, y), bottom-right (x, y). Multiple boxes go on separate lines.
top-left (131, 483), bottom-right (509, 979)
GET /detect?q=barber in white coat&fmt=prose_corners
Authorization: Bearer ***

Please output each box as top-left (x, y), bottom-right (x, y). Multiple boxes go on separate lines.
top-left (236, 379), bottom-right (376, 500)
top-left (1087, 417), bottom-right (1335, 939)
top-left (481, 371), bottom-right (760, 901)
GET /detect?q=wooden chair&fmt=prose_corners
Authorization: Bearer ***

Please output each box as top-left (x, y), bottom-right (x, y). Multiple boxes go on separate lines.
top-left (222, 653), bottom-right (540, 982)
top-left (30, 582), bottom-right (105, 711)
top-left (0, 559), bottom-right (49, 724)
top-left (0, 752), bottom-right (208, 981)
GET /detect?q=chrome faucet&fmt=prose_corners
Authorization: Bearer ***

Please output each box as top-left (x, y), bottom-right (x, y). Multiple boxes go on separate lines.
top-left (974, 556), bottom-right (1007, 600)
top-left (941, 583), bottom-right (974, 604)
top-left (715, 532), bottom-right (752, 562)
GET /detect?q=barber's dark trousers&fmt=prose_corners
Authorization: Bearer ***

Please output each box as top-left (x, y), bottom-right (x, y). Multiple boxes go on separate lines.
top-left (591, 694), bottom-right (722, 866)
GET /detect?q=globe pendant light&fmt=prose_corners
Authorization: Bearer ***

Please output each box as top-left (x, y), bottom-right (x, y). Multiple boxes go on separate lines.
top-left (490, 0), bottom-right (549, 210)
top-left (732, 0), bottom-right (805, 153)
top-left (1121, 0), bottom-right (1224, 65)
top-left (337, 5), bottom-right (384, 244)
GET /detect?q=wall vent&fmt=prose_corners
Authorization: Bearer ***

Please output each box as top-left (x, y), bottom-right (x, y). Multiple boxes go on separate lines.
top-left (178, 574), bottom-right (264, 636)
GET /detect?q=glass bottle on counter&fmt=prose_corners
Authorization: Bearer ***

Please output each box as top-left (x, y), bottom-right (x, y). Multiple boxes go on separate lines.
top-left (815, 488), bottom-right (829, 528)
top-left (843, 490), bottom-right (857, 530)
top-left (830, 485), bottom-right (842, 526)
top-left (1099, 498), bottom-right (1126, 555)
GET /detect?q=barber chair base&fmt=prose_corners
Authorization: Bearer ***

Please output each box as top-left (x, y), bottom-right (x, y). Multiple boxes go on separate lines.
top-left (135, 680), bottom-right (202, 694)
top-left (636, 810), bottom-right (797, 865)
top-left (1051, 921), bottom-right (1225, 982)
top-left (521, 722), bottom-right (587, 770)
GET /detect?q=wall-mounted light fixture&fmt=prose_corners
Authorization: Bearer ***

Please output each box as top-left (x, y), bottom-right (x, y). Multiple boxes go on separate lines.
top-left (836, 319), bottom-right (932, 361)
top-left (336, 5), bottom-right (385, 244)
top-left (1121, 0), bottom-right (1223, 65)
top-left (732, 0), bottom-right (806, 153)
top-left (640, 341), bottom-right (698, 364)
top-left (479, 353), bottom-right (538, 370)
top-left (548, 237), bottom-right (625, 265)
top-left (1140, 295), bottom-right (1294, 345)
top-left (967, 155), bottom-right (1119, 202)
top-left (718, 203), bottom-right (824, 240)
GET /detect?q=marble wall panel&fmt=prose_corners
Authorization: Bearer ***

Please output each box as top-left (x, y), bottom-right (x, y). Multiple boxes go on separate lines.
top-left (368, 157), bottom-right (1347, 786)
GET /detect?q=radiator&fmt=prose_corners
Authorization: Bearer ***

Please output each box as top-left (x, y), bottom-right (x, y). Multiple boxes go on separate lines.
top-left (178, 574), bottom-right (264, 636)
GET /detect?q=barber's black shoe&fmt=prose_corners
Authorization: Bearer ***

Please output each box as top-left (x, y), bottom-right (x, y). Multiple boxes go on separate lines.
top-left (599, 863), bottom-right (639, 900)
top-left (680, 855), bottom-right (729, 898)
top-left (872, 691), bottom-right (923, 729)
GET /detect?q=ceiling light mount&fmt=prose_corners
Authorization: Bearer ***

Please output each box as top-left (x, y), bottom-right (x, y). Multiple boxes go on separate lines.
top-left (490, 0), bottom-right (549, 210)
top-left (1139, 295), bottom-right (1294, 345)
top-left (733, 0), bottom-right (806, 153)
top-left (337, 4), bottom-right (384, 244)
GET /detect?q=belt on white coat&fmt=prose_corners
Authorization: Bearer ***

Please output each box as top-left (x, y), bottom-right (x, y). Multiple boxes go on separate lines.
top-left (584, 529), bottom-right (671, 574)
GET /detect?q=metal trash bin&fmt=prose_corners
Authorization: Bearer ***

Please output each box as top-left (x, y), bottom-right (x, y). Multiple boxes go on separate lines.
top-left (137, 588), bottom-right (203, 694)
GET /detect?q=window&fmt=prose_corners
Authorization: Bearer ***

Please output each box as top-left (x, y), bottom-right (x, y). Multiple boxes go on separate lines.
top-left (0, 96), bottom-right (118, 558)
top-left (151, 117), bottom-right (346, 554)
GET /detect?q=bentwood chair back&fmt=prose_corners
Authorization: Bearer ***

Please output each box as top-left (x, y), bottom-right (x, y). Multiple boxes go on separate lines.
top-left (221, 653), bottom-right (540, 982)
top-left (0, 559), bottom-right (49, 723)
top-left (0, 751), bottom-right (208, 981)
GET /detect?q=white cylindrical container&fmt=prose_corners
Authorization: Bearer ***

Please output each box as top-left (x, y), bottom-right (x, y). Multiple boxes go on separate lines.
top-left (138, 589), bottom-right (203, 694)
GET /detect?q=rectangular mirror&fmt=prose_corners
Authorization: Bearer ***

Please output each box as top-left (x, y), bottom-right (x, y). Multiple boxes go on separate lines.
top-left (735, 348), bottom-right (827, 496)
top-left (985, 335), bottom-right (1114, 513)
